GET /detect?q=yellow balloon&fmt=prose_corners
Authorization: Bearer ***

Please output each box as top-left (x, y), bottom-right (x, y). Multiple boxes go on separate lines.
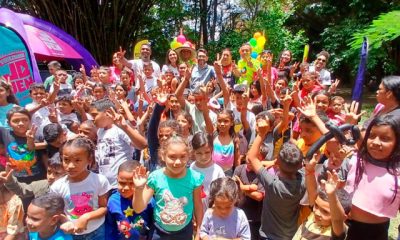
top-left (257, 36), bottom-right (266, 47)
top-left (253, 32), bottom-right (262, 39)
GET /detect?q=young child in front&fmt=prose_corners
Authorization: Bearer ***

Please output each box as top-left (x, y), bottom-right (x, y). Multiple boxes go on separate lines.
top-left (132, 136), bottom-right (204, 240)
top-left (0, 166), bottom-right (25, 240)
top-left (294, 165), bottom-right (351, 239)
top-left (190, 132), bottom-right (225, 211)
top-left (248, 119), bottom-right (306, 240)
top-left (50, 137), bottom-right (111, 239)
top-left (89, 98), bottom-right (147, 187)
top-left (27, 193), bottom-right (73, 240)
top-left (233, 156), bottom-right (265, 240)
top-left (344, 114), bottom-right (400, 239)
top-left (200, 177), bottom-right (251, 240)
top-left (0, 106), bottom-right (46, 184)
top-left (106, 160), bottom-right (154, 240)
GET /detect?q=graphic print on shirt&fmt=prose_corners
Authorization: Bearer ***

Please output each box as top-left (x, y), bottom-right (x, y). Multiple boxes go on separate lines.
top-left (117, 216), bottom-right (146, 239)
top-left (215, 226), bottom-right (227, 237)
top-left (160, 190), bottom-right (188, 225)
top-left (68, 192), bottom-right (94, 219)
top-left (96, 138), bottom-right (116, 166)
top-left (7, 142), bottom-right (37, 177)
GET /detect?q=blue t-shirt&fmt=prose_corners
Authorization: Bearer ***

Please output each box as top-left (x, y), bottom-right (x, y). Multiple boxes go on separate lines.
top-left (29, 228), bottom-right (73, 240)
top-left (0, 103), bottom-right (15, 129)
top-left (106, 190), bottom-right (154, 240)
top-left (147, 168), bottom-right (204, 232)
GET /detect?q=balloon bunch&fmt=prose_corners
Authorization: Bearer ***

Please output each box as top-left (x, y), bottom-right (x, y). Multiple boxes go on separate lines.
top-left (170, 29), bottom-right (194, 50)
top-left (248, 32), bottom-right (267, 59)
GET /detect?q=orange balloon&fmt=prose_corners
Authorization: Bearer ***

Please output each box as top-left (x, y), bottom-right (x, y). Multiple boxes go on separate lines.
top-left (253, 32), bottom-right (262, 39)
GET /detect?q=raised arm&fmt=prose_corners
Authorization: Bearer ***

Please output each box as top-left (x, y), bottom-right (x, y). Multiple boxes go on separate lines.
top-left (297, 97), bottom-right (329, 135)
top-left (201, 102), bottom-right (215, 135)
top-left (175, 68), bottom-right (191, 108)
top-left (107, 108), bottom-right (147, 150)
top-left (258, 69), bottom-right (267, 106)
top-left (277, 90), bottom-right (292, 133)
top-left (214, 60), bottom-right (230, 107)
top-left (321, 170), bottom-right (347, 237)
top-left (304, 154), bottom-right (318, 206)
top-left (247, 121), bottom-right (269, 174)
top-left (116, 47), bottom-right (133, 69)
top-left (132, 166), bottom-right (154, 213)
top-left (240, 94), bottom-right (250, 136)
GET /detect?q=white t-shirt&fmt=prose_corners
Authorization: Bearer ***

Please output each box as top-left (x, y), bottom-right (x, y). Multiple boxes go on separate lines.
top-left (27, 102), bottom-right (51, 141)
top-left (134, 76), bottom-right (157, 93)
top-left (50, 82), bottom-right (73, 96)
top-left (162, 64), bottom-right (179, 77)
top-left (185, 101), bottom-right (218, 134)
top-left (50, 172), bottom-right (110, 235)
top-left (226, 102), bottom-right (256, 142)
top-left (309, 66), bottom-right (331, 86)
top-left (190, 162), bottom-right (225, 211)
top-left (58, 111), bottom-right (79, 123)
top-left (128, 59), bottom-right (161, 79)
top-left (95, 125), bottom-right (134, 187)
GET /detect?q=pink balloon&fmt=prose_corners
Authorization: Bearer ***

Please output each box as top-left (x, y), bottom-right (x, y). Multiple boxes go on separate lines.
top-left (177, 34), bottom-right (186, 44)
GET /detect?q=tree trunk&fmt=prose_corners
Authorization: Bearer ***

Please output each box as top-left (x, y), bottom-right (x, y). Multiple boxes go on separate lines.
top-left (200, 0), bottom-right (208, 47)
top-left (11, 0), bottom-right (156, 65)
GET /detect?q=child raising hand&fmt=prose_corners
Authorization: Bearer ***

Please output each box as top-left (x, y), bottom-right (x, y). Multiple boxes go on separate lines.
top-left (132, 136), bottom-right (204, 240)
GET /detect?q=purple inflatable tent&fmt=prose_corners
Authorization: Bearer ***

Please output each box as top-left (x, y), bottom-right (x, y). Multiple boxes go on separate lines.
top-left (0, 8), bottom-right (97, 105)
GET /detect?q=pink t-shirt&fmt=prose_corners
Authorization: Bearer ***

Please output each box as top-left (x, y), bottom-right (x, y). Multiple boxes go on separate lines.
top-left (212, 137), bottom-right (234, 171)
top-left (345, 155), bottom-right (400, 218)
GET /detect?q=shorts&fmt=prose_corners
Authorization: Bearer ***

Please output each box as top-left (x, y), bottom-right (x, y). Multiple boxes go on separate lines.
top-left (346, 219), bottom-right (389, 240)
top-left (152, 221), bottom-right (193, 240)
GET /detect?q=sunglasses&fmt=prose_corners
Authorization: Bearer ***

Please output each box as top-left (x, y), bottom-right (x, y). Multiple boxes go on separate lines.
top-left (317, 58), bottom-right (326, 63)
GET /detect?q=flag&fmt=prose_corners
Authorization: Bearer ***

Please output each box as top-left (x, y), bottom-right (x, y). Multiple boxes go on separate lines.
top-left (351, 37), bottom-right (368, 102)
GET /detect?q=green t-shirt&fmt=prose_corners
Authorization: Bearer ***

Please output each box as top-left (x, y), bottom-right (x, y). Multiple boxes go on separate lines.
top-left (237, 59), bottom-right (260, 86)
top-left (147, 168), bottom-right (204, 232)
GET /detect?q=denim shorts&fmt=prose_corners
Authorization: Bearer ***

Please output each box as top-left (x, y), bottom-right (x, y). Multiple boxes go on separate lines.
top-left (72, 223), bottom-right (105, 240)
top-left (151, 221), bottom-right (193, 240)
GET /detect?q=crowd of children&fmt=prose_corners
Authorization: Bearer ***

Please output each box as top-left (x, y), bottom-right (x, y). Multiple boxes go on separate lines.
top-left (0, 41), bottom-right (399, 240)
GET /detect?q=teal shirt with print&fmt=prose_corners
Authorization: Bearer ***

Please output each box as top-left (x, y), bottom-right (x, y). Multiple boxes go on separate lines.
top-left (147, 168), bottom-right (204, 232)
top-left (29, 228), bottom-right (73, 240)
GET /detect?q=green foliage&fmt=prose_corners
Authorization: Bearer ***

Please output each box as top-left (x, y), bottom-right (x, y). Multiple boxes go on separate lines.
top-left (250, 6), bottom-right (308, 62)
top-left (206, 3), bottom-right (308, 63)
top-left (350, 11), bottom-right (400, 50)
top-left (289, 0), bottom-right (400, 83)
top-left (347, 10), bottom-right (400, 77)
top-left (205, 31), bottom-right (244, 61)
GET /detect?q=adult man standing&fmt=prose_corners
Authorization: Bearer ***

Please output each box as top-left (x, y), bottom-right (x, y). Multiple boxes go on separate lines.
top-left (43, 61), bottom-right (72, 91)
top-left (189, 48), bottom-right (215, 90)
top-left (119, 44), bottom-right (161, 79)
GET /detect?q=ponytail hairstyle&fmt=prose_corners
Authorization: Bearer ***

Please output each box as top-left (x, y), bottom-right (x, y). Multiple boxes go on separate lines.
top-left (208, 177), bottom-right (240, 208)
top-left (356, 114), bottom-right (400, 203)
top-left (158, 135), bottom-right (191, 163)
top-left (60, 137), bottom-right (96, 165)
top-left (192, 132), bottom-right (213, 151)
top-left (0, 77), bottom-right (19, 105)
